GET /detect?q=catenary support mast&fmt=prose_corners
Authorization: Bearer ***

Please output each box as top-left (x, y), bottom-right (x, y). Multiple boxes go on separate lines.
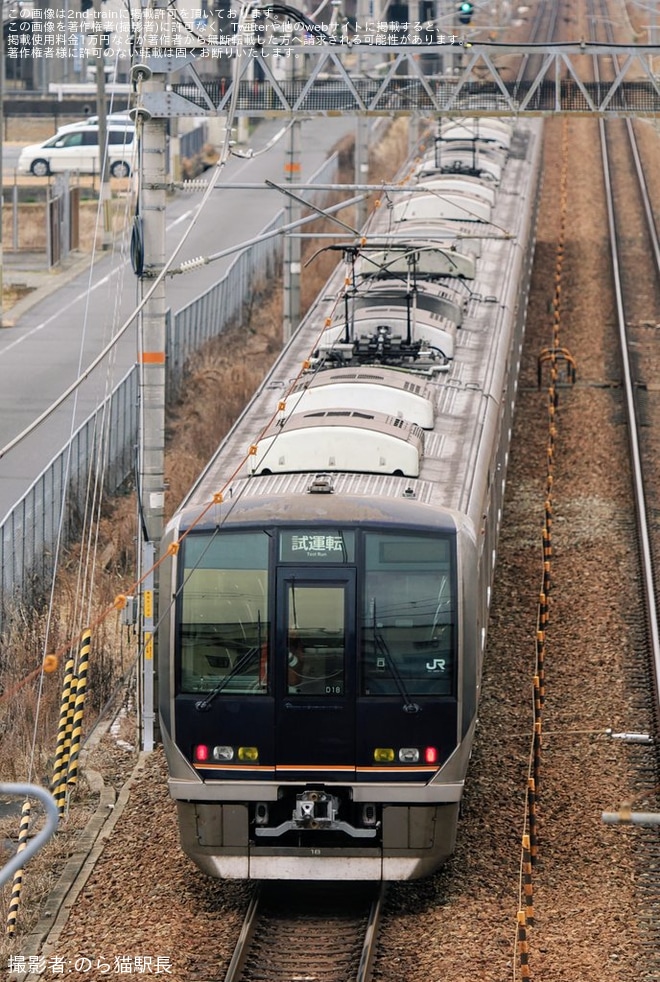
top-left (134, 26), bottom-right (168, 750)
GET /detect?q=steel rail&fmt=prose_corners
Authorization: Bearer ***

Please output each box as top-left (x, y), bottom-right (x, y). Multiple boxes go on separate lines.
top-left (511, 0), bottom-right (561, 95)
top-left (355, 883), bottom-right (387, 982)
top-left (223, 886), bottom-right (262, 982)
top-left (624, 117), bottom-right (660, 276)
top-left (593, 0), bottom-right (660, 731)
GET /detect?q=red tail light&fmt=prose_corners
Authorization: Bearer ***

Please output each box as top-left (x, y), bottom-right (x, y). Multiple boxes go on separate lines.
top-left (424, 746), bottom-right (439, 765)
top-left (194, 744), bottom-right (210, 762)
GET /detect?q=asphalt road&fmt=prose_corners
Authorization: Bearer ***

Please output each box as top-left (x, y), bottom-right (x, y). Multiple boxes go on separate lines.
top-left (0, 116), bottom-right (357, 520)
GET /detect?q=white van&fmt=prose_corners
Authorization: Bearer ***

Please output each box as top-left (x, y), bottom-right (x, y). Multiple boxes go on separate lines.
top-left (17, 125), bottom-right (136, 178)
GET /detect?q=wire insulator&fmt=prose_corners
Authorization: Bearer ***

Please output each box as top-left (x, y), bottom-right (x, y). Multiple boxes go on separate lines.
top-left (176, 256), bottom-right (209, 274)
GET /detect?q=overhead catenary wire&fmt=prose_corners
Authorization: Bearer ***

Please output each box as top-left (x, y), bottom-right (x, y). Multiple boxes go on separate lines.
top-left (23, 69), bottom-right (138, 787)
top-left (75, 105), bottom-right (141, 634)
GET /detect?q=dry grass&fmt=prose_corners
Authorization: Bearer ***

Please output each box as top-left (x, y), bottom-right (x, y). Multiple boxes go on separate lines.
top-left (2, 196), bottom-right (135, 257)
top-left (4, 116), bottom-right (93, 144)
top-left (0, 118), bottom-right (411, 949)
top-left (1, 283), bottom-right (34, 309)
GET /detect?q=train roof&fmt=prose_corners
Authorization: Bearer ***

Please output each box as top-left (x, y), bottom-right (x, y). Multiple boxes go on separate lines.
top-left (169, 118), bottom-right (543, 538)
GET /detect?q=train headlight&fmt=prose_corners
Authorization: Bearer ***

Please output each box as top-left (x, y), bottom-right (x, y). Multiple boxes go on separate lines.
top-left (213, 745), bottom-right (234, 761)
top-left (237, 746), bottom-right (259, 762)
top-left (374, 748), bottom-right (395, 762)
top-left (398, 747), bottom-right (420, 763)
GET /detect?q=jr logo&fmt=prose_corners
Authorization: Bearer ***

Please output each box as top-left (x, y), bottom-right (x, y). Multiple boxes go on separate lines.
top-left (426, 658), bottom-right (446, 672)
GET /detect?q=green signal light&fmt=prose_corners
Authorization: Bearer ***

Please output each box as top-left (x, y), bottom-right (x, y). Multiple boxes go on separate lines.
top-left (457, 1), bottom-right (474, 22)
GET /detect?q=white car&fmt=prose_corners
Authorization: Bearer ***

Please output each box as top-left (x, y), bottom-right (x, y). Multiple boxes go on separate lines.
top-left (18, 125), bottom-right (137, 178)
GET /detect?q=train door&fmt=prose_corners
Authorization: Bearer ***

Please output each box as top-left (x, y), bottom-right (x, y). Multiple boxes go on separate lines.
top-left (274, 568), bottom-right (356, 769)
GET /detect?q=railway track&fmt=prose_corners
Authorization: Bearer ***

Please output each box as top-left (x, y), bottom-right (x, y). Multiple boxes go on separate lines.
top-left (567, 0), bottom-right (660, 971)
top-left (223, 882), bottom-right (385, 982)
top-left (589, 0), bottom-right (660, 728)
top-left (599, 115), bottom-right (660, 964)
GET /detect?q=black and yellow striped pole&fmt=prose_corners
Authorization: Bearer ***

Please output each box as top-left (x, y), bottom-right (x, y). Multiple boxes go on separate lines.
top-left (51, 654), bottom-right (76, 815)
top-left (533, 719), bottom-right (542, 791)
top-left (533, 674), bottom-right (542, 723)
top-left (522, 834), bottom-right (534, 926)
top-left (5, 800), bottom-right (30, 936)
top-left (542, 558), bottom-right (551, 604)
top-left (528, 778), bottom-right (539, 865)
top-left (535, 629), bottom-right (546, 710)
top-left (517, 909), bottom-right (532, 980)
top-left (67, 629), bottom-right (91, 789)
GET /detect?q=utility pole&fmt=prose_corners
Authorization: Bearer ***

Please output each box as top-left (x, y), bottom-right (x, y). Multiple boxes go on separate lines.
top-left (133, 23), bottom-right (168, 749)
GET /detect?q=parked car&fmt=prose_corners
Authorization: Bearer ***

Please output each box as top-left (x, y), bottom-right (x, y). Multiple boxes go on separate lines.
top-left (17, 125), bottom-right (136, 178)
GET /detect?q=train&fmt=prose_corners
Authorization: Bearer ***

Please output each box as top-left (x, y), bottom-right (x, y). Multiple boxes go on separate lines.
top-left (158, 114), bottom-right (544, 880)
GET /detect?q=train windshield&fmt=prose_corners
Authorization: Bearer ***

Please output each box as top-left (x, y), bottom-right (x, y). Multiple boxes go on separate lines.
top-left (176, 526), bottom-right (455, 698)
top-left (361, 532), bottom-right (455, 697)
top-left (178, 530), bottom-right (270, 694)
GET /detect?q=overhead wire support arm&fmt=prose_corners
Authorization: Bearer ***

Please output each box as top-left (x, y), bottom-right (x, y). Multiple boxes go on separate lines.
top-left (141, 42), bottom-right (660, 119)
top-left (167, 191), bottom-right (368, 276)
top-left (264, 179), bottom-right (362, 236)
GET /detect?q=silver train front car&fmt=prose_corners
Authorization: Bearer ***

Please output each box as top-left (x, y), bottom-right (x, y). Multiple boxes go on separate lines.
top-left (158, 115), bottom-right (544, 880)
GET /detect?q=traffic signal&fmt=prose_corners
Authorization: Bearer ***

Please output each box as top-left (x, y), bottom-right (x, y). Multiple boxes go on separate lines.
top-left (457, 1), bottom-right (474, 24)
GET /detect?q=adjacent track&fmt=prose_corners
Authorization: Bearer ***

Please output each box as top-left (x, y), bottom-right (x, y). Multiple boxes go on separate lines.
top-left (590, 0), bottom-right (660, 724)
top-left (586, 0), bottom-right (660, 970)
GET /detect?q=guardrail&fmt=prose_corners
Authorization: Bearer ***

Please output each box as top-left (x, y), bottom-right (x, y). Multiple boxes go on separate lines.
top-left (0, 784), bottom-right (59, 888)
